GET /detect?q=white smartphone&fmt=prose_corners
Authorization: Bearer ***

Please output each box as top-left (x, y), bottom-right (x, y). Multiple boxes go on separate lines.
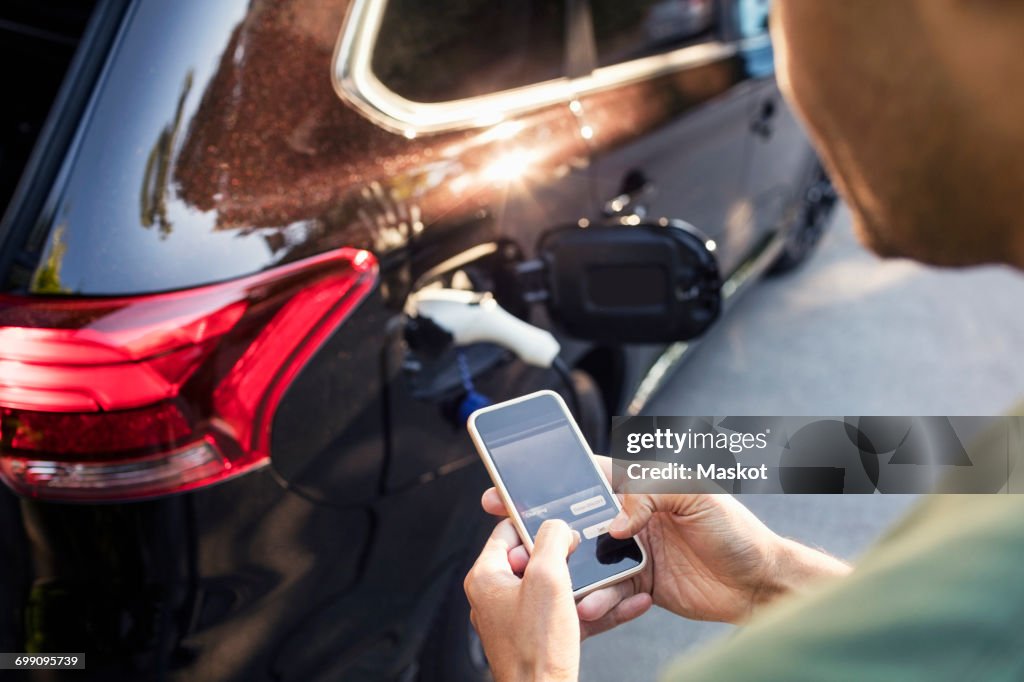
top-left (467, 390), bottom-right (647, 597)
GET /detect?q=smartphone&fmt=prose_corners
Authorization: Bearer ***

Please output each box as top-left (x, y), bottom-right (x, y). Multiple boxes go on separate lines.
top-left (467, 390), bottom-right (647, 597)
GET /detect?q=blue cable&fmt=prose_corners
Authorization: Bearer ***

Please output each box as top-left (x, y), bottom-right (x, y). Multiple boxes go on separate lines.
top-left (456, 350), bottom-right (492, 424)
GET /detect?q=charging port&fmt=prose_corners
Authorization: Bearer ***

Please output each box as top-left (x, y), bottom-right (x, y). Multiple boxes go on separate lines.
top-left (530, 218), bottom-right (721, 344)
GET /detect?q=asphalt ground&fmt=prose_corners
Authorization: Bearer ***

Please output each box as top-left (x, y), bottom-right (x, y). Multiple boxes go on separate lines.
top-left (580, 205), bottom-right (1024, 680)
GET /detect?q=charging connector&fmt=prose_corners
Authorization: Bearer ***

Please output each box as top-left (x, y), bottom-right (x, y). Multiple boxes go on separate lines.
top-left (406, 288), bottom-right (560, 368)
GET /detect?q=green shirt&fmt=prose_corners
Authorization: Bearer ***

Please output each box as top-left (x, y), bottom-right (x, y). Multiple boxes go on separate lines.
top-left (663, 494), bottom-right (1024, 680)
top-left (664, 418), bottom-right (1024, 682)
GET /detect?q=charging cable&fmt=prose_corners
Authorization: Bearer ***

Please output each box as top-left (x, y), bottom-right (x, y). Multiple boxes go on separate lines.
top-left (407, 288), bottom-right (581, 418)
top-left (406, 288), bottom-right (560, 368)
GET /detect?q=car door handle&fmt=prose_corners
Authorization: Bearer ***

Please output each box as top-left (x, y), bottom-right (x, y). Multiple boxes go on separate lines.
top-left (603, 181), bottom-right (656, 218)
top-left (751, 98), bottom-right (776, 139)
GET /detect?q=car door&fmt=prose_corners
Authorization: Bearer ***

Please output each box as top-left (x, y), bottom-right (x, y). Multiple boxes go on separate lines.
top-left (573, 0), bottom-right (760, 276)
top-left (727, 0), bottom-right (818, 238)
top-left (329, 0), bottom-right (593, 493)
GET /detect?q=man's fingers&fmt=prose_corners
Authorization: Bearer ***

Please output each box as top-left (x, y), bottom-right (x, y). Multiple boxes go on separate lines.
top-left (508, 544), bottom-right (529, 574)
top-left (481, 488), bottom-right (509, 517)
top-left (533, 519), bottom-right (581, 560)
top-left (580, 593), bottom-right (653, 640)
top-left (476, 519), bottom-right (523, 572)
top-left (576, 581), bottom-right (637, 622)
top-left (608, 494), bottom-right (659, 538)
top-left (524, 520), bottom-right (579, 592)
top-left (608, 493), bottom-right (704, 538)
top-left (464, 519), bottom-right (522, 605)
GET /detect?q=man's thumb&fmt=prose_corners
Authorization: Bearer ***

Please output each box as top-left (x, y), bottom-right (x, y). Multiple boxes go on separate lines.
top-left (608, 494), bottom-right (659, 538)
top-left (533, 519), bottom-right (581, 562)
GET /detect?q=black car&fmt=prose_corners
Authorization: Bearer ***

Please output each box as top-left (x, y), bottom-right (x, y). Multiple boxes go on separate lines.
top-left (0, 0), bottom-right (834, 679)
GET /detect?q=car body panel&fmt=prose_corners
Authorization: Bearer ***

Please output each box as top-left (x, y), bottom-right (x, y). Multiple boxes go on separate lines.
top-left (24, 0), bottom-right (590, 297)
top-left (579, 68), bottom-right (757, 275)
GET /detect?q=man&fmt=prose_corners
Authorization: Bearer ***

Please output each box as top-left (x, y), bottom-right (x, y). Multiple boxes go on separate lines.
top-left (463, 1), bottom-right (1024, 680)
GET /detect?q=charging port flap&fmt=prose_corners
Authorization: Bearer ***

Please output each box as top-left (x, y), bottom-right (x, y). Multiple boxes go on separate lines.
top-left (537, 219), bottom-right (721, 343)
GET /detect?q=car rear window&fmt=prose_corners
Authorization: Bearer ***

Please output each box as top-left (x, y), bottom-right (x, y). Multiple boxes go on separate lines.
top-left (371, 0), bottom-right (566, 103)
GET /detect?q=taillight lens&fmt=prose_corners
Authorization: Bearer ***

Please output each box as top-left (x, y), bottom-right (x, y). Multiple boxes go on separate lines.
top-left (0, 248), bottom-right (377, 502)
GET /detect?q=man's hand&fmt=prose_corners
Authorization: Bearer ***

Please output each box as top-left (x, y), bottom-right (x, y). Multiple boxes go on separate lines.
top-left (481, 456), bottom-right (850, 636)
top-left (464, 519), bottom-right (583, 682)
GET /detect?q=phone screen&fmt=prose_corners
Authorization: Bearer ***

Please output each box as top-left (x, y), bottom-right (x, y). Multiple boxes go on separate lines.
top-left (473, 392), bottom-right (643, 592)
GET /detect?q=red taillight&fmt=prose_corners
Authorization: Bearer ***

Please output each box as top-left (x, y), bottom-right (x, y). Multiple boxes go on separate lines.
top-left (0, 248), bottom-right (377, 502)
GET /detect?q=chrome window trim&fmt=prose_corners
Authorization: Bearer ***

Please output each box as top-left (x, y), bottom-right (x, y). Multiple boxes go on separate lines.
top-left (332, 0), bottom-right (771, 136)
